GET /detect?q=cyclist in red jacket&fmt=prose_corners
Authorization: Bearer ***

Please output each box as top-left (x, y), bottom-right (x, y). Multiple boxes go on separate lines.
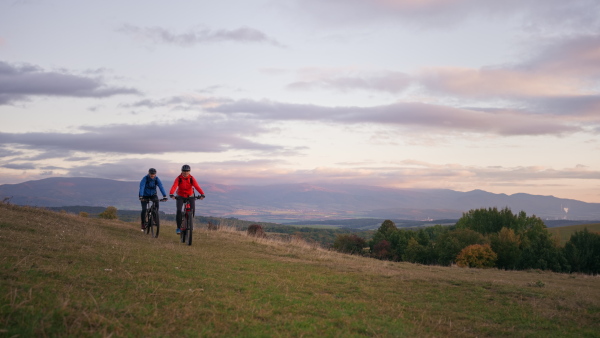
top-left (169, 164), bottom-right (205, 234)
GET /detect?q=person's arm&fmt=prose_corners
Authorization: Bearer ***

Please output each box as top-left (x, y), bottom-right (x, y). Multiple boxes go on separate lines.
top-left (157, 177), bottom-right (167, 197)
top-left (169, 177), bottom-right (179, 196)
top-left (191, 176), bottom-right (205, 195)
top-left (139, 177), bottom-right (146, 197)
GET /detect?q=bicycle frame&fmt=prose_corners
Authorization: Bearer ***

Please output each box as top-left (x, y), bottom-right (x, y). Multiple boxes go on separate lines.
top-left (179, 195), bottom-right (199, 246)
top-left (142, 197), bottom-right (164, 238)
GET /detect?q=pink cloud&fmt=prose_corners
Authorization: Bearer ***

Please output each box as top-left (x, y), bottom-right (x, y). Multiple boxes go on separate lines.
top-left (419, 34), bottom-right (600, 99)
top-left (208, 99), bottom-right (580, 136)
top-left (526, 35), bottom-right (600, 78)
top-left (419, 66), bottom-right (582, 98)
top-left (415, 34), bottom-right (600, 119)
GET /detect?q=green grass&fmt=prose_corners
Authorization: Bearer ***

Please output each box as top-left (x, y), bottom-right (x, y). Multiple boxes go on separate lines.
top-left (1, 203), bottom-right (599, 337)
top-left (547, 222), bottom-right (600, 245)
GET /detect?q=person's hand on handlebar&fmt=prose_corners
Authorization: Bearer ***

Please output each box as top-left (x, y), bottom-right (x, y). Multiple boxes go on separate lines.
top-left (198, 194), bottom-right (205, 200)
top-left (170, 194), bottom-right (175, 199)
top-left (160, 197), bottom-right (168, 202)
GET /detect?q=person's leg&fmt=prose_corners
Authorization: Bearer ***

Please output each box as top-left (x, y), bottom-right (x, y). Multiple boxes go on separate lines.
top-left (140, 199), bottom-right (148, 228)
top-left (176, 197), bottom-right (183, 229)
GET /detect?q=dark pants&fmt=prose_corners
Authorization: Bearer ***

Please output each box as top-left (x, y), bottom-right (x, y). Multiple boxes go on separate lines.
top-left (176, 195), bottom-right (195, 229)
top-left (141, 195), bottom-right (159, 225)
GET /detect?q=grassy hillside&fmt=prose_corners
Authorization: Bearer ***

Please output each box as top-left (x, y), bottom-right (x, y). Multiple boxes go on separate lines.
top-left (1, 203), bottom-right (599, 337)
top-left (547, 222), bottom-right (600, 245)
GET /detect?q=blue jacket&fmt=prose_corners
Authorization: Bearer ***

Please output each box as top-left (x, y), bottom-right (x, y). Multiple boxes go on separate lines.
top-left (139, 175), bottom-right (167, 197)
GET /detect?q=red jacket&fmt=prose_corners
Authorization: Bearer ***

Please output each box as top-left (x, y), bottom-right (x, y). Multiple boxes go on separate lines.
top-left (170, 174), bottom-right (205, 197)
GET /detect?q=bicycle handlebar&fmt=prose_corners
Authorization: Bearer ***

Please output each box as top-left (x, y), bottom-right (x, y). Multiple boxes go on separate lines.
top-left (141, 197), bottom-right (168, 202)
top-left (170, 195), bottom-right (205, 201)
top-left (180, 196), bottom-right (203, 201)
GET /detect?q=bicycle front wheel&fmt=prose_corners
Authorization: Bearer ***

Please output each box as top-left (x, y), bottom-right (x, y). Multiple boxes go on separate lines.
top-left (180, 214), bottom-right (187, 243)
top-left (149, 211), bottom-right (159, 238)
top-left (144, 211), bottom-right (151, 235)
top-left (186, 212), bottom-right (193, 246)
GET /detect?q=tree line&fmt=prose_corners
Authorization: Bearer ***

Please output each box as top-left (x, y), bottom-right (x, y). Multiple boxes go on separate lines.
top-left (333, 207), bottom-right (600, 275)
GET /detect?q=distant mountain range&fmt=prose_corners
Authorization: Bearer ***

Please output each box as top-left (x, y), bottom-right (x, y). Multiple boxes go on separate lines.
top-left (1, 177), bottom-right (599, 223)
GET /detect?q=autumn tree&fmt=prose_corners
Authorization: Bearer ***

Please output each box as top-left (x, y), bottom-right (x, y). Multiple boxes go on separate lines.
top-left (456, 244), bottom-right (497, 268)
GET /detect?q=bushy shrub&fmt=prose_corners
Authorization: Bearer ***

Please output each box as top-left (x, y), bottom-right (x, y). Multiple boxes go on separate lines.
top-left (98, 206), bottom-right (118, 219)
top-left (79, 211), bottom-right (89, 218)
top-left (333, 234), bottom-right (367, 255)
top-left (372, 240), bottom-right (393, 260)
top-left (247, 224), bottom-right (266, 238)
top-left (456, 244), bottom-right (497, 268)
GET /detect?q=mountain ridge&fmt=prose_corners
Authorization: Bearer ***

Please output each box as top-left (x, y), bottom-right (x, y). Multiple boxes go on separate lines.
top-left (1, 177), bottom-right (599, 222)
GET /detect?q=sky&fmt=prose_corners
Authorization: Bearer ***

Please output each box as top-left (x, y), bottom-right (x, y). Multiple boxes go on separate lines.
top-left (1, 0), bottom-right (600, 203)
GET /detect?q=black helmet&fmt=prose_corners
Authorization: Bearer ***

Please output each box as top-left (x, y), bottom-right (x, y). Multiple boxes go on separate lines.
top-left (148, 168), bottom-right (157, 174)
top-left (181, 164), bottom-right (191, 171)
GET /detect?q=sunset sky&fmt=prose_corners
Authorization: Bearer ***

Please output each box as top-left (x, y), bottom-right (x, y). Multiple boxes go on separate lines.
top-left (1, 0), bottom-right (600, 202)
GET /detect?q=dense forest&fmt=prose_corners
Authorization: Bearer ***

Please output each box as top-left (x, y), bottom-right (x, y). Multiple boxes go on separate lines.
top-left (332, 207), bottom-right (600, 275)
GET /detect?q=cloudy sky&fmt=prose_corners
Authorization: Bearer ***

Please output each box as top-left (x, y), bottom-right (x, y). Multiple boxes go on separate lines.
top-left (1, 0), bottom-right (600, 202)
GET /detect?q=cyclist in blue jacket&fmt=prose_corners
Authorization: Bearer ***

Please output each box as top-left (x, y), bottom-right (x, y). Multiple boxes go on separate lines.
top-left (139, 168), bottom-right (168, 230)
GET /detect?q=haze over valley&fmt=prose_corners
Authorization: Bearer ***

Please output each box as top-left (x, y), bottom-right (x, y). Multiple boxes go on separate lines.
top-left (2, 177), bottom-right (599, 223)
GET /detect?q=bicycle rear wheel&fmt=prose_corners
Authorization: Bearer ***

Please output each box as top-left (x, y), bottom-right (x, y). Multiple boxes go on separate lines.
top-left (149, 211), bottom-right (159, 238)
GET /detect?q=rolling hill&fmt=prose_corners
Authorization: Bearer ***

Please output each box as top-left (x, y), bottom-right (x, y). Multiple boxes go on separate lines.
top-left (1, 203), bottom-right (599, 336)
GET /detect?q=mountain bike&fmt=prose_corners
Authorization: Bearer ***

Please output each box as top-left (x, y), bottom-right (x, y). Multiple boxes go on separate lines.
top-left (142, 197), bottom-right (168, 238)
top-left (180, 195), bottom-right (202, 246)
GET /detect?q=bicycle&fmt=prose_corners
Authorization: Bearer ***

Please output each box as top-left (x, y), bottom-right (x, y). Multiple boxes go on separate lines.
top-left (179, 195), bottom-right (202, 246)
top-left (142, 197), bottom-right (168, 238)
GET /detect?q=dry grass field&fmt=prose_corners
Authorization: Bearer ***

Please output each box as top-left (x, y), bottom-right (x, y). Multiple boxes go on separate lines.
top-left (1, 203), bottom-right (599, 337)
